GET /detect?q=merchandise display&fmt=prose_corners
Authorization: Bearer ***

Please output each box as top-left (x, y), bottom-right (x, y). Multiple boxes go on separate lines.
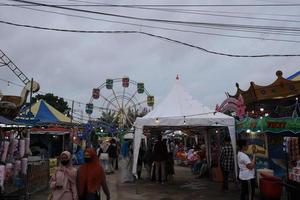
top-left (0, 129), bottom-right (30, 192)
top-left (286, 137), bottom-right (300, 183)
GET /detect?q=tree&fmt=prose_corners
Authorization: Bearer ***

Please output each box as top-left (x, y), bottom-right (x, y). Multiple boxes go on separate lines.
top-left (32, 93), bottom-right (70, 114)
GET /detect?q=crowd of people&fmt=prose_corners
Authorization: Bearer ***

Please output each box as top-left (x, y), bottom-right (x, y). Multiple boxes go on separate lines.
top-left (48, 139), bottom-right (117, 200)
top-left (135, 135), bottom-right (175, 183)
top-left (141, 134), bottom-right (256, 200)
top-left (135, 135), bottom-right (209, 184)
top-left (49, 134), bottom-right (257, 200)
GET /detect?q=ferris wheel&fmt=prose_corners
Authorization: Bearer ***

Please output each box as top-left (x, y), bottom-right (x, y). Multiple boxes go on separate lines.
top-left (86, 77), bottom-right (154, 129)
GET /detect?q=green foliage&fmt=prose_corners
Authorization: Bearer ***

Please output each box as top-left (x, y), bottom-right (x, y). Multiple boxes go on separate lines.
top-left (32, 93), bottom-right (70, 114)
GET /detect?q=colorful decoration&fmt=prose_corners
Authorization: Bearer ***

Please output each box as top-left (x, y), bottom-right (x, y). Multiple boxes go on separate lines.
top-left (288, 71), bottom-right (300, 81)
top-left (85, 103), bottom-right (94, 115)
top-left (137, 83), bottom-right (144, 94)
top-left (216, 94), bottom-right (246, 119)
top-left (16, 100), bottom-right (71, 123)
top-left (92, 88), bottom-right (100, 99)
top-left (147, 96), bottom-right (155, 107)
top-left (228, 71), bottom-right (300, 105)
top-left (106, 79), bottom-right (113, 89)
top-left (89, 77), bottom-right (154, 129)
top-left (236, 117), bottom-right (300, 134)
top-left (122, 77), bottom-right (129, 88)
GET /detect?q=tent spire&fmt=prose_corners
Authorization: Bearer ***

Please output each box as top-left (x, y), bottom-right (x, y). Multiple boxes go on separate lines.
top-left (176, 74), bottom-right (179, 80)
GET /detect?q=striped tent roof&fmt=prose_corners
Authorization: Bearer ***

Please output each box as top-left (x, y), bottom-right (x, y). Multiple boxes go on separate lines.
top-left (288, 71), bottom-right (300, 81)
top-left (22, 100), bottom-right (71, 123)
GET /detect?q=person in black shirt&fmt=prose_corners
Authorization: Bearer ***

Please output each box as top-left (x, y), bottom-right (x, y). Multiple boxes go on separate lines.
top-left (220, 136), bottom-right (234, 192)
top-left (107, 139), bottom-right (117, 174)
top-left (152, 135), bottom-right (168, 183)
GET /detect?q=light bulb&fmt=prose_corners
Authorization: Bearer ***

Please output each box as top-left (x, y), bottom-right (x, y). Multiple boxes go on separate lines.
top-left (155, 118), bottom-right (159, 123)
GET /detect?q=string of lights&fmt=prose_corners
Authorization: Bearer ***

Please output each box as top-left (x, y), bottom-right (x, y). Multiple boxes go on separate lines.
top-left (0, 77), bottom-right (233, 125)
top-left (1, 19), bottom-right (300, 57)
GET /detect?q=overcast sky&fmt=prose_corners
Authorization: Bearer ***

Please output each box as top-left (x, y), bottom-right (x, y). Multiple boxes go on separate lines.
top-left (1, 0), bottom-right (300, 119)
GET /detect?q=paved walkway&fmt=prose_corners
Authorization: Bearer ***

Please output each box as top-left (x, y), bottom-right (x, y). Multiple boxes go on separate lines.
top-left (32, 166), bottom-right (240, 200)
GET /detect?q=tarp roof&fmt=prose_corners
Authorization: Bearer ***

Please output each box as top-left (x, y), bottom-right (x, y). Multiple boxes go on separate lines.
top-left (0, 116), bottom-right (21, 125)
top-left (18, 100), bottom-right (71, 123)
top-left (288, 71), bottom-right (300, 81)
top-left (139, 79), bottom-right (233, 123)
top-left (132, 78), bottom-right (236, 176)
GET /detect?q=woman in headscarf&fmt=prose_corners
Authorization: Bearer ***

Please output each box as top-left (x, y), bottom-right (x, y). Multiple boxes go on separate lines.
top-left (78, 148), bottom-right (110, 200)
top-left (50, 151), bottom-right (78, 200)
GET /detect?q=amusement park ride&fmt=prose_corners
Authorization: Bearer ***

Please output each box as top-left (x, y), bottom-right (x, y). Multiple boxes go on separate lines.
top-left (0, 49), bottom-right (40, 119)
top-left (86, 77), bottom-right (155, 134)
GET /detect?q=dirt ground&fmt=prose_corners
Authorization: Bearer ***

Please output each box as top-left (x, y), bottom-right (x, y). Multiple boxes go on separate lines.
top-left (31, 166), bottom-right (240, 200)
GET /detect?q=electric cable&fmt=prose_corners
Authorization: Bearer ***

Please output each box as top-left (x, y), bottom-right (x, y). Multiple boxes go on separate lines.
top-left (3, 3), bottom-right (300, 43)
top-left (1, 19), bottom-right (300, 57)
top-left (8, 0), bottom-right (300, 33)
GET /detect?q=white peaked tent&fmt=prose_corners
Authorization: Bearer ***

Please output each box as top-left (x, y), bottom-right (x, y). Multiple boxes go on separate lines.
top-left (133, 78), bottom-right (237, 176)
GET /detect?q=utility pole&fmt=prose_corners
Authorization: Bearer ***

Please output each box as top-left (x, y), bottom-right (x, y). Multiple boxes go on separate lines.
top-left (71, 100), bottom-right (74, 123)
top-left (29, 78), bottom-right (33, 120)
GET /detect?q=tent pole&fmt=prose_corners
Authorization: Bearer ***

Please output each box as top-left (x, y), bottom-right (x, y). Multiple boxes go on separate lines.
top-left (204, 128), bottom-right (212, 177)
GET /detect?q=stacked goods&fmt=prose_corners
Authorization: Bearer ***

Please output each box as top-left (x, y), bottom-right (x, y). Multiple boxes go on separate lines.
top-left (289, 161), bottom-right (300, 183)
top-left (0, 131), bottom-right (30, 190)
top-left (287, 137), bottom-right (300, 182)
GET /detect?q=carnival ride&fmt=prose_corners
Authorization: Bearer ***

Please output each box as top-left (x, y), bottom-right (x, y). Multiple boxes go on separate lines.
top-left (86, 77), bottom-right (154, 133)
top-left (216, 93), bottom-right (246, 119)
top-left (0, 49), bottom-right (40, 119)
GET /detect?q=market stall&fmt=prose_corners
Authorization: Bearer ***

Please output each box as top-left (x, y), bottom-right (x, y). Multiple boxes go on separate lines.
top-left (0, 116), bottom-right (30, 198)
top-left (133, 77), bottom-right (236, 178)
top-left (236, 117), bottom-right (300, 199)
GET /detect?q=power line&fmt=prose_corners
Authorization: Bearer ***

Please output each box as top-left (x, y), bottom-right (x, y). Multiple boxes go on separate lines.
top-left (8, 0), bottom-right (300, 33)
top-left (0, 77), bottom-right (124, 113)
top-left (0, 77), bottom-right (108, 113)
top-left (5, 0), bottom-right (300, 19)
top-left (1, 19), bottom-right (300, 57)
top-left (6, 1), bottom-right (300, 7)
top-left (4, 3), bottom-right (300, 43)
top-left (4, 1), bottom-right (300, 24)
top-left (66, 0), bottom-right (300, 24)
top-left (7, 0), bottom-right (300, 37)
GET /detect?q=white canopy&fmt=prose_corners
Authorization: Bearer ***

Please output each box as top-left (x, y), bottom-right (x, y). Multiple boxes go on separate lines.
top-left (133, 79), bottom-right (236, 176)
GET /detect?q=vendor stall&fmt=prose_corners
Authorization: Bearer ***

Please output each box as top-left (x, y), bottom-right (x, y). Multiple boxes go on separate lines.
top-left (236, 116), bottom-right (300, 199)
top-left (0, 116), bottom-right (30, 198)
top-left (133, 77), bottom-right (236, 179)
top-left (218, 70), bottom-right (300, 199)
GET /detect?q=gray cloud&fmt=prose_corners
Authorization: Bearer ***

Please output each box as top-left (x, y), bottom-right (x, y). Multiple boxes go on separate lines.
top-left (1, 0), bottom-right (300, 117)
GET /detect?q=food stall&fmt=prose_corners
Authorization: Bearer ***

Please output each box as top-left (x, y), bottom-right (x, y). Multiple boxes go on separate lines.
top-left (236, 117), bottom-right (300, 199)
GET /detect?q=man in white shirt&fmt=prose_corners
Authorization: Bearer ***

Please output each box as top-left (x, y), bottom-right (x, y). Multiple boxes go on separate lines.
top-left (237, 139), bottom-right (256, 200)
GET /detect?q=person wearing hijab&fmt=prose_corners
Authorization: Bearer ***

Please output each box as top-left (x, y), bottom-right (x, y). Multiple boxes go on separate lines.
top-left (50, 151), bottom-right (78, 200)
top-left (78, 148), bottom-right (110, 200)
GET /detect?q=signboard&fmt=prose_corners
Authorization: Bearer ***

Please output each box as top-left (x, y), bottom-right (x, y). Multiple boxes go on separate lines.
top-left (236, 117), bottom-right (300, 134)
